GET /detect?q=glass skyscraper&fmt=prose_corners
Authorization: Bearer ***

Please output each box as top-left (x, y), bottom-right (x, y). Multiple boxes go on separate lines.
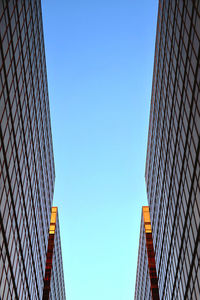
top-left (0, 0), bottom-right (65, 299)
top-left (135, 0), bottom-right (200, 299)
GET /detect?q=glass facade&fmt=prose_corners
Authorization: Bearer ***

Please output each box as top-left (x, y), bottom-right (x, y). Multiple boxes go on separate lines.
top-left (0, 0), bottom-right (65, 299)
top-left (135, 0), bottom-right (200, 299)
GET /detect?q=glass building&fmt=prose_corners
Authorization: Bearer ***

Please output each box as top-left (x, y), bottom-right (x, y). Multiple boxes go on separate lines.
top-left (0, 0), bottom-right (65, 299)
top-left (135, 0), bottom-right (200, 299)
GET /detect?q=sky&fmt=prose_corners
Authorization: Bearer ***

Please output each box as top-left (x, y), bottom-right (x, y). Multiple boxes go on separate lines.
top-left (42, 1), bottom-right (158, 299)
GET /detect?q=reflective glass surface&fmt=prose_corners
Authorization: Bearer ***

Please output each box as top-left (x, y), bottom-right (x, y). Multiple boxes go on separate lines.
top-left (0, 1), bottom-right (65, 299)
top-left (135, 0), bottom-right (200, 299)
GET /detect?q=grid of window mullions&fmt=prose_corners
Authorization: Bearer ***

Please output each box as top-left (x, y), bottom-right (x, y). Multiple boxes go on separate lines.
top-left (30, 0), bottom-right (55, 194)
top-left (138, 1), bottom-right (200, 299)
top-left (0, 49), bottom-right (34, 300)
top-left (0, 1), bottom-right (56, 298)
top-left (146, 0), bottom-right (171, 213)
top-left (12, 0), bottom-right (48, 276)
top-left (0, 136), bottom-right (32, 299)
top-left (19, 0), bottom-right (53, 248)
top-left (28, 0), bottom-right (54, 219)
top-left (0, 191), bottom-right (18, 299)
top-left (15, 0), bottom-right (51, 227)
top-left (159, 44), bottom-right (198, 300)
top-left (146, 2), bottom-right (199, 300)
top-left (2, 2), bottom-right (48, 298)
top-left (149, 0), bottom-right (178, 254)
top-left (148, 0), bottom-right (191, 214)
top-left (148, 0), bottom-right (179, 252)
top-left (146, 0), bottom-right (166, 182)
top-left (171, 156), bottom-right (200, 299)
top-left (145, 0), bottom-right (163, 185)
top-left (142, 1), bottom-right (200, 298)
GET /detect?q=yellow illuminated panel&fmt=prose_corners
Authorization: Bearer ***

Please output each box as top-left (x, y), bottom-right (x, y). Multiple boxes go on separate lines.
top-left (49, 207), bottom-right (57, 234)
top-left (51, 213), bottom-right (57, 223)
top-left (52, 207), bottom-right (57, 213)
top-left (142, 206), bottom-right (152, 233)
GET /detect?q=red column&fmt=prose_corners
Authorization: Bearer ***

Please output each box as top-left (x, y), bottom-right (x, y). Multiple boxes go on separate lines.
top-left (142, 206), bottom-right (159, 300)
top-left (43, 207), bottom-right (58, 300)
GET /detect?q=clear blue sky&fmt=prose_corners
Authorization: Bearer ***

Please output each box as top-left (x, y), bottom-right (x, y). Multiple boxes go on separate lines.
top-left (42, 1), bottom-right (158, 299)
